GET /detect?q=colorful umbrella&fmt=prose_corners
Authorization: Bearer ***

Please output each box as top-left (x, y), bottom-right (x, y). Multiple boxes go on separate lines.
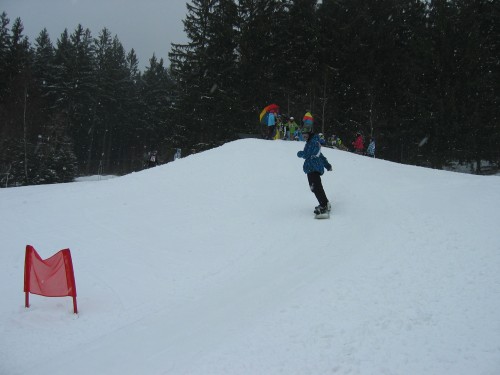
top-left (259, 103), bottom-right (280, 123)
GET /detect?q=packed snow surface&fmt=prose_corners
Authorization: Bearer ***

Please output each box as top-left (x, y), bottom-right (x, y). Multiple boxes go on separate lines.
top-left (1, 139), bottom-right (499, 375)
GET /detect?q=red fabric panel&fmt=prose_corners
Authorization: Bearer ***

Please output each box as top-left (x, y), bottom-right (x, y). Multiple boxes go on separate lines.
top-left (24, 245), bottom-right (77, 298)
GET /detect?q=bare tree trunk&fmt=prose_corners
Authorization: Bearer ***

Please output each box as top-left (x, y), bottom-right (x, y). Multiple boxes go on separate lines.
top-left (86, 103), bottom-right (98, 175)
top-left (321, 77), bottom-right (327, 135)
top-left (369, 93), bottom-right (374, 137)
top-left (23, 86), bottom-right (28, 182)
top-left (86, 126), bottom-right (94, 175)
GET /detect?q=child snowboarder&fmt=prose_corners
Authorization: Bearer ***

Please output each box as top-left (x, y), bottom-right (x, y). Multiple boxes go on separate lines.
top-left (297, 127), bottom-right (332, 217)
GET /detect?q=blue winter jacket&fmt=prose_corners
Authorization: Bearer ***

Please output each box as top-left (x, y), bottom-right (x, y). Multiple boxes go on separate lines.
top-left (297, 134), bottom-right (325, 175)
top-left (267, 112), bottom-right (276, 127)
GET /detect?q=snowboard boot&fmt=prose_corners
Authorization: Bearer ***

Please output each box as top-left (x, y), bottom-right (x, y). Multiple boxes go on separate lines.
top-left (314, 205), bottom-right (328, 215)
top-left (314, 202), bottom-right (331, 214)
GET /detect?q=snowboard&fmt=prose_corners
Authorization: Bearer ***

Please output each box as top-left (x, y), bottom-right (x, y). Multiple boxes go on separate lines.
top-left (314, 212), bottom-right (330, 219)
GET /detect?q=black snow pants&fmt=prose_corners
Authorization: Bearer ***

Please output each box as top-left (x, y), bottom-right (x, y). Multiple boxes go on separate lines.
top-left (307, 172), bottom-right (329, 207)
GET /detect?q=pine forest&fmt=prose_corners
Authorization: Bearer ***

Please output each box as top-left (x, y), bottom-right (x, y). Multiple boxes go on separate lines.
top-left (0, 0), bottom-right (499, 187)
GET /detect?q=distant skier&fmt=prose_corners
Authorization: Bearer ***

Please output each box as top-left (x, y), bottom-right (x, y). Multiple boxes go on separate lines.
top-left (285, 116), bottom-right (298, 141)
top-left (366, 137), bottom-right (376, 158)
top-left (297, 126), bottom-right (332, 218)
top-left (148, 150), bottom-right (159, 168)
top-left (352, 132), bottom-right (364, 154)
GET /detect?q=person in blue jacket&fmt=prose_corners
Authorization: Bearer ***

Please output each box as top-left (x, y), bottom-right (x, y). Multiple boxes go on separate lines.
top-left (297, 127), bottom-right (332, 215)
top-left (366, 137), bottom-right (376, 157)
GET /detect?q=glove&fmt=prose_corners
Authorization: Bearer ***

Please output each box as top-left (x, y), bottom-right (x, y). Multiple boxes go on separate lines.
top-left (326, 164), bottom-right (332, 171)
top-left (297, 151), bottom-right (304, 158)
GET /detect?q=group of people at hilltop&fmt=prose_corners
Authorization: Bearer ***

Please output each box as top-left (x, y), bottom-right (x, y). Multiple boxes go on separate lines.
top-left (351, 132), bottom-right (376, 158)
top-left (264, 111), bottom-right (314, 141)
top-left (143, 148), bottom-right (183, 169)
top-left (263, 109), bottom-right (376, 158)
top-left (274, 115), bottom-right (301, 141)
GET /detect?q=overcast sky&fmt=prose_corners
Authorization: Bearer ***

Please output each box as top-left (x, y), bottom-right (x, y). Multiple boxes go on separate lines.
top-left (2, 0), bottom-right (189, 70)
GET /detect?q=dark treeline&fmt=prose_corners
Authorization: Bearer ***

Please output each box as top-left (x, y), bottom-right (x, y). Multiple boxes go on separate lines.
top-left (1, 0), bottom-right (499, 187)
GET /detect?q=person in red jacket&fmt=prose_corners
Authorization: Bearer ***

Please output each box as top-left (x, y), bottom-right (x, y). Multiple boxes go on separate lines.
top-left (352, 132), bottom-right (364, 154)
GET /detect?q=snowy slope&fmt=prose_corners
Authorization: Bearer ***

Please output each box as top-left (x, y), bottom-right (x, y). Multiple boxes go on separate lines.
top-left (1, 139), bottom-right (499, 375)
